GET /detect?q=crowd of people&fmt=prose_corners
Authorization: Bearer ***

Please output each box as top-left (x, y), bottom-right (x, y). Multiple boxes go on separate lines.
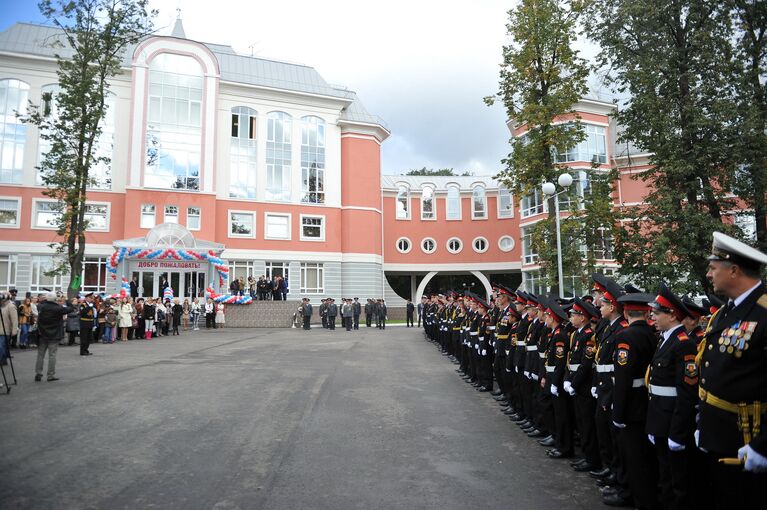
top-left (421, 231), bottom-right (766, 509)
top-left (0, 291), bottom-right (228, 387)
top-left (229, 274), bottom-right (288, 301)
top-left (295, 297), bottom-right (391, 331)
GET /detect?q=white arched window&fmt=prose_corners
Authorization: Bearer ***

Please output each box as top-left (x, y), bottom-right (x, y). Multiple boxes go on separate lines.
top-left (472, 185), bottom-right (487, 219)
top-left (145, 53), bottom-right (203, 191)
top-left (266, 111), bottom-right (292, 201)
top-left (230, 106), bottom-right (257, 199)
top-left (421, 185), bottom-right (435, 220)
top-left (0, 79), bottom-right (30, 184)
top-left (301, 116), bottom-right (325, 204)
top-left (446, 185), bottom-right (461, 220)
top-left (396, 184), bottom-right (410, 219)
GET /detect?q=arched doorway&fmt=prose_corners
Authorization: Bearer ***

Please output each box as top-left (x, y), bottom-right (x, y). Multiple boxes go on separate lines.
top-left (414, 271), bottom-right (493, 301)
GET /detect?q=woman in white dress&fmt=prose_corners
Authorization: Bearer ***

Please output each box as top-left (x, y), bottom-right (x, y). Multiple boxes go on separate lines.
top-left (117, 297), bottom-right (133, 342)
top-left (215, 302), bottom-right (225, 328)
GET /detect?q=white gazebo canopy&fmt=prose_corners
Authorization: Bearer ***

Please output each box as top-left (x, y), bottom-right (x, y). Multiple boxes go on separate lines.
top-left (113, 223), bottom-right (224, 252)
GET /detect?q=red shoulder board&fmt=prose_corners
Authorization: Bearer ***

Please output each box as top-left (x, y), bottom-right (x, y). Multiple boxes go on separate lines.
top-left (584, 328), bottom-right (593, 334)
top-left (617, 343), bottom-right (630, 349)
top-left (555, 341), bottom-right (565, 347)
top-left (620, 320), bottom-right (629, 328)
top-left (694, 329), bottom-right (704, 338)
top-left (677, 332), bottom-right (689, 342)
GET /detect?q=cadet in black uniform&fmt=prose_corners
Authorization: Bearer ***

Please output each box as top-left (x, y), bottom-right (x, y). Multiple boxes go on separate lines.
top-left (698, 232), bottom-right (767, 507)
top-left (681, 296), bottom-right (707, 344)
top-left (611, 292), bottom-right (659, 510)
top-left (475, 297), bottom-right (494, 392)
top-left (492, 286), bottom-right (516, 402)
top-left (647, 283), bottom-right (699, 510)
top-left (565, 297), bottom-right (601, 472)
top-left (542, 298), bottom-right (574, 459)
top-left (79, 293), bottom-right (95, 356)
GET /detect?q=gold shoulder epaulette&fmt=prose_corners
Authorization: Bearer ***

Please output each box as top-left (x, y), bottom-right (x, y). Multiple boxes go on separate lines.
top-left (757, 294), bottom-right (767, 310)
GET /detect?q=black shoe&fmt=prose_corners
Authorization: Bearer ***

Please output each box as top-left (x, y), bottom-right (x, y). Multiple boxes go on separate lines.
top-left (477, 387), bottom-right (491, 392)
top-left (569, 458), bottom-right (587, 467)
top-left (491, 390), bottom-right (503, 396)
top-left (511, 415), bottom-right (526, 422)
top-left (547, 449), bottom-right (573, 459)
top-left (602, 493), bottom-right (633, 507)
top-left (80, 352), bottom-right (92, 356)
top-left (526, 429), bottom-right (545, 438)
top-left (596, 474), bottom-right (617, 487)
top-left (573, 462), bottom-right (596, 472)
top-left (589, 467), bottom-right (611, 479)
top-left (35, 374), bottom-right (42, 382)
top-left (600, 486), bottom-right (618, 496)
top-left (517, 420), bottom-right (532, 428)
top-left (538, 436), bottom-right (556, 447)
top-left (521, 426), bottom-right (536, 434)
top-left (47, 377), bottom-right (59, 382)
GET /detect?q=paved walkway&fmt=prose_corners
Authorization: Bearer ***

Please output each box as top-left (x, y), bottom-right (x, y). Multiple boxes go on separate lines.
top-left (0, 326), bottom-right (601, 510)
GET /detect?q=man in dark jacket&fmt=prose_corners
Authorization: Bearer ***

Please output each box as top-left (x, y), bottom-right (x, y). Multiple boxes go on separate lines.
top-left (327, 299), bottom-right (338, 330)
top-left (352, 298), bottom-right (361, 330)
top-left (35, 293), bottom-right (75, 382)
top-left (406, 299), bottom-right (415, 327)
top-left (301, 298), bottom-right (313, 330)
top-left (364, 299), bottom-right (373, 327)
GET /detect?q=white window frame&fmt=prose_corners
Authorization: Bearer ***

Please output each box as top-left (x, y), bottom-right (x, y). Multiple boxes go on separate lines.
top-left (471, 185), bottom-right (488, 220)
top-left (396, 237), bottom-right (412, 254)
top-left (396, 184), bottom-right (410, 220)
top-left (300, 262), bottom-right (324, 294)
top-left (29, 255), bottom-right (63, 293)
top-left (81, 256), bottom-right (109, 293)
top-left (299, 214), bottom-right (325, 242)
top-left (228, 210), bottom-right (256, 239)
top-left (228, 260), bottom-right (254, 283)
top-left (421, 237), bottom-right (437, 254)
top-left (521, 226), bottom-right (538, 264)
top-left (264, 212), bottom-right (292, 240)
top-left (446, 185), bottom-right (462, 220)
top-left (140, 204), bottom-right (156, 229)
top-left (498, 235), bottom-right (515, 252)
top-left (446, 237), bottom-right (463, 254)
top-left (420, 185), bottom-right (436, 220)
top-left (31, 198), bottom-right (61, 230)
top-left (164, 205), bottom-right (179, 224)
top-left (83, 201), bottom-right (110, 232)
top-left (472, 236), bottom-right (488, 254)
top-left (186, 206), bottom-right (201, 231)
top-left (0, 254), bottom-right (17, 291)
top-left (0, 196), bottom-right (21, 229)
top-left (497, 187), bottom-right (514, 219)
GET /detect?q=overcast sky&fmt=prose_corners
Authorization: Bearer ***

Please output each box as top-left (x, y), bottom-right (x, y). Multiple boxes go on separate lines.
top-left (1, 1), bottom-right (606, 176)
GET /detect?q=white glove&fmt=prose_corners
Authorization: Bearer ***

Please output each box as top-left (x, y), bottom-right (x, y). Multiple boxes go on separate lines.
top-left (739, 444), bottom-right (767, 473)
top-left (612, 421), bottom-right (626, 429)
top-left (563, 381), bottom-right (574, 395)
top-left (648, 434), bottom-right (655, 445)
top-left (515, 367), bottom-right (520, 373)
top-left (550, 385), bottom-right (559, 396)
top-left (524, 370), bottom-right (530, 378)
top-left (481, 349), bottom-right (487, 356)
top-left (668, 438), bottom-right (686, 451)
top-left (590, 387), bottom-right (597, 399)
top-left (566, 385), bottom-right (576, 396)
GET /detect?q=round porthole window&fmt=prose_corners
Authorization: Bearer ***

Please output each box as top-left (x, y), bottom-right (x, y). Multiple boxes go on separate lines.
top-left (421, 237), bottom-right (436, 254)
top-left (396, 237), bottom-right (411, 254)
top-left (498, 235), bottom-right (515, 252)
top-left (473, 237), bottom-right (488, 253)
top-left (447, 237), bottom-right (463, 254)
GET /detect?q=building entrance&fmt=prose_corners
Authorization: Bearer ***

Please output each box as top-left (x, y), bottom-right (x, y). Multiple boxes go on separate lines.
top-left (132, 269), bottom-right (207, 299)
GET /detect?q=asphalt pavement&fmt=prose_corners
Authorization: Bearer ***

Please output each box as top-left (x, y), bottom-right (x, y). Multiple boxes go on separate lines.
top-left (0, 325), bottom-right (602, 510)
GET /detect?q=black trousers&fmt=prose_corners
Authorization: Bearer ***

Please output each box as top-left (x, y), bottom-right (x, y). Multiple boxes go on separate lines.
top-left (702, 450), bottom-right (766, 509)
top-left (353, 314), bottom-right (360, 330)
top-left (328, 316), bottom-right (336, 330)
top-left (476, 352), bottom-right (493, 389)
top-left (321, 315), bottom-right (327, 328)
top-left (365, 314), bottom-right (371, 327)
top-left (552, 391), bottom-right (574, 454)
top-left (538, 387), bottom-right (556, 438)
top-left (377, 316), bottom-right (385, 329)
top-left (406, 313), bottom-right (413, 327)
top-left (79, 323), bottom-right (92, 354)
top-left (521, 375), bottom-right (536, 421)
top-left (303, 315), bottom-right (311, 330)
top-left (574, 392), bottom-right (601, 466)
top-left (617, 425), bottom-right (659, 510)
top-left (345, 317), bottom-right (352, 331)
top-left (595, 403), bottom-right (614, 472)
top-left (654, 438), bottom-right (700, 510)
top-left (493, 350), bottom-right (507, 394)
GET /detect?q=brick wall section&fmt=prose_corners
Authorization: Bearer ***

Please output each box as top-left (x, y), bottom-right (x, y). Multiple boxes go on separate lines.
top-left (224, 301), bottom-right (303, 328)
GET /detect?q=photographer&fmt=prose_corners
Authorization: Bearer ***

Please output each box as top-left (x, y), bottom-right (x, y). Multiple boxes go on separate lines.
top-left (1, 292), bottom-right (19, 367)
top-left (35, 292), bottom-right (74, 382)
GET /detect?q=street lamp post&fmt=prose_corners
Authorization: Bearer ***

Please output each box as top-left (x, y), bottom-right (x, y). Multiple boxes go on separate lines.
top-left (542, 173), bottom-right (573, 299)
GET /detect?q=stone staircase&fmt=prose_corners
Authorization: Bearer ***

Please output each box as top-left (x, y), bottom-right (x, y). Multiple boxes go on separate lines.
top-left (222, 300), bottom-right (303, 328)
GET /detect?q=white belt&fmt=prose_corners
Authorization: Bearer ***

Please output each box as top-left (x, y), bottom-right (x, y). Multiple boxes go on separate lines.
top-left (470, 332), bottom-right (479, 336)
top-left (612, 377), bottom-right (645, 388)
top-left (545, 366), bottom-right (555, 373)
top-left (526, 345), bottom-right (537, 351)
top-left (531, 374), bottom-right (539, 381)
top-left (648, 384), bottom-right (677, 397)
top-left (479, 336), bottom-right (485, 341)
top-left (488, 326), bottom-right (496, 330)
top-left (567, 364), bottom-right (581, 371)
top-left (539, 353), bottom-right (546, 359)
top-left (596, 364), bottom-right (614, 373)
top-left (515, 341), bottom-right (526, 347)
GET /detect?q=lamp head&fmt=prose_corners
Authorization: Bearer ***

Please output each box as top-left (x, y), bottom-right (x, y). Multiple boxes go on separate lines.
top-left (558, 173), bottom-right (574, 188)
top-left (542, 182), bottom-right (556, 196)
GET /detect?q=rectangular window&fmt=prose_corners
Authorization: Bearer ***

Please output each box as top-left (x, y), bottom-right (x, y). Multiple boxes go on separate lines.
top-left (81, 257), bottom-right (108, 293)
top-left (0, 254), bottom-right (17, 291)
top-left (446, 187), bottom-right (461, 220)
top-left (0, 198), bottom-right (20, 227)
top-left (33, 200), bottom-right (61, 229)
top-left (300, 215), bottom-right (325, 241)
top-left (497, 187), bottom-right (513, 218)
top-left (556, 124), bottom-right (607, 164)
top-left (265, 213), bottom-right (291, 240)
top-left (521, 226), bottom-right (537, 264)
top-left (141, 204), bottom-right (156, 229)
top-left (228, 260), bottom-right (254, 283)
top-left (523, 270), bottom-right (545, 295)
top-left (84, 204), bottom-right (109, 231)
top-left (521, 189), bottom-right (545, 218)
top-left (187, 206), bottom-right (201, 231)
top-left (30, 255), bottom-right (63, 293)
top-left (164, 205), bottom-right (179, 224)
top-left (300, 262), bottom-right (324, 294)
top-left (265, 261), bottom-right (289, 281)
top-left (229, 211), bottom-right (255, 238)
top-left (594, 227), bottom-right (614, 260)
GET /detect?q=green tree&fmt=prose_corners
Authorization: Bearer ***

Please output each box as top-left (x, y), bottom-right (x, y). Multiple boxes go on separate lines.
top-left (405, 167), bottom-right (472, 176)
top-left (731, 0), bottom-right (767, 253)
top-left (23, 0), bottom-right (155, 297)
top-left (488, 0), bottom-right (607, 295)
top-left (588, 0), bottom-right (739, 294)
